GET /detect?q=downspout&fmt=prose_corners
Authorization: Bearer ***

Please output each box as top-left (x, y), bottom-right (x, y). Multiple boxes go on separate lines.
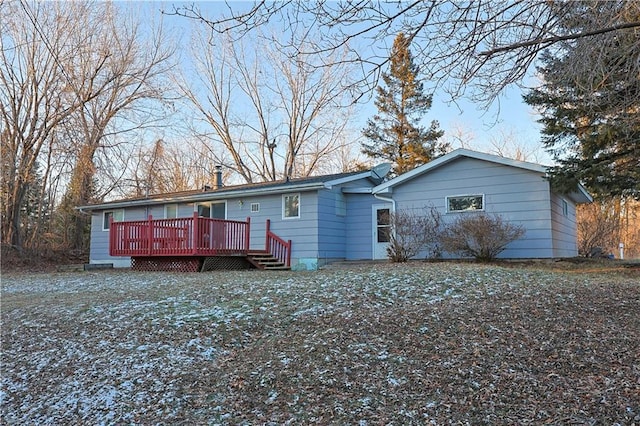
top-left (374, 193), bottom-right (396, 212)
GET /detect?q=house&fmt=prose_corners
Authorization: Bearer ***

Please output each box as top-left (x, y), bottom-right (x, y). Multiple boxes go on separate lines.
top-left (78, 149), bottom-right (592, 270)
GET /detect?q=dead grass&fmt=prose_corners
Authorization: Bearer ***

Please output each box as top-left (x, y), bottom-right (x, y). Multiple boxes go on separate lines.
top-left (1, 263), bottom-right (639, 424)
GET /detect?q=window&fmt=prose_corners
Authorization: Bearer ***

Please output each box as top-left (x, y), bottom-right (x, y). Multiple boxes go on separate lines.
top-left (103, 210), bottom-right (124, 231)
top-left (165, 204), bottom-right (178, 219)
top-left (562, 199), bottom-right (568, 217)
top-left (251, 203), bottom-right (260, 213)
top-left (376, 208), bottom-right (391, 242)
top-left (446, 195), bottom-right (484, 212)
top-left (283, 194), bottom-right (300, 219)
top-left (197, 202), bottom-right (226, 219)
top-left (197, 204), bottom-right (210, 218)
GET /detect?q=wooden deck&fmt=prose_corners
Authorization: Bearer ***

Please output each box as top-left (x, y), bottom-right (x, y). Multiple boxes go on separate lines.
top-left (109, 213), bottom-right (291, 271)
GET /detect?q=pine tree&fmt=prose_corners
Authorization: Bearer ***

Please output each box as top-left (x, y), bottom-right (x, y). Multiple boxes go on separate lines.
top-left (362, 33), bottom-right (446, 176)
top-left (524, 2), bottom-right (640, 199)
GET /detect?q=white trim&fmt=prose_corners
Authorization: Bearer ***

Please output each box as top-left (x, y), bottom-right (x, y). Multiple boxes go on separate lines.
top-left (445, 194), bottom-right (485, 213)
top-left (282, 193), bottom-right (300, 219)
top-left (250, 202), bottom-right (260, 213)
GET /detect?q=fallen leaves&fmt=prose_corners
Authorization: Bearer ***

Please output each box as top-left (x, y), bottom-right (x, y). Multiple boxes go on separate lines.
top-left (1, 263), bottom-right (638, 424)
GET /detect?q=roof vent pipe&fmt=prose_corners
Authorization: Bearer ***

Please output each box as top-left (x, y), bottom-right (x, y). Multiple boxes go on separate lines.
top-left (213, 165), bottom-right (223, 189)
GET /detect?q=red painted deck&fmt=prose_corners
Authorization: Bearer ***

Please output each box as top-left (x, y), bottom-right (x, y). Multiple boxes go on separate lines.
top-left (109, 212), bottom-right (250, 257)
top-left (109, 213), bottom-right (292, 269)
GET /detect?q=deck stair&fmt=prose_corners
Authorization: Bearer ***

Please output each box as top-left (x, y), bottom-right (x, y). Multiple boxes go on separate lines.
top-left (247, 250), bottom-right (291, 270)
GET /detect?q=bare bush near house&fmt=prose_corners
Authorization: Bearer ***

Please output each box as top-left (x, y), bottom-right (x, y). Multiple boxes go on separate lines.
top-left (577, 198), bottom-right (640, 258)
top-left (577, 202), bottom-right (620, 257)
top-left (386, 207), bottom-right (442, 262)
top-left (440, 213), bottom-right (525, 261)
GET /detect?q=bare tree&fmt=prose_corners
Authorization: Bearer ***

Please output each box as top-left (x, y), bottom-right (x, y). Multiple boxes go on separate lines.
top-left (176, 27), bottom-right (360, 183)
top-left (169, 1), bottom-right (640, 106)
top-left (55, 3), bottom-right (175, 250)
top-left (1, 2), bottom-right (90, 250)
top-left (577, 198), bottom-right (640, 259)
top-left (487, 128), bottom-right (544, 163)
top-left (125, 138), bottom-right (223, 197)
top-left (1, 1), bottom-right (175, 251)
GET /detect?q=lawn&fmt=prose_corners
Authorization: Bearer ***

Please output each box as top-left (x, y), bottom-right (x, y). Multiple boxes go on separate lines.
top-left (1, 262), bottom-right (639, 424)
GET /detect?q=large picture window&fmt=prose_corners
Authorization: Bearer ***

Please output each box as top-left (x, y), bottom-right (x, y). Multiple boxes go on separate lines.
top-left (283, 194), bottom-right (300, 219)
top-left (103, 210), bottom-right (124, 231)
top-left (446, 195), bottom-right (484, 212)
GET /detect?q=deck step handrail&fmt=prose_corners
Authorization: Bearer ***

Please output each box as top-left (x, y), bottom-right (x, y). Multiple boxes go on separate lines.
top-left (265, 219), bottom-right (292, 268)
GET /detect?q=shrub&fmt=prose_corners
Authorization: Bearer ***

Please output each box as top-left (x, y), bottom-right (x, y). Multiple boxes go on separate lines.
top-left (440, 213), bottom-right (525, 261)
top-left (386, 207), bottom-right (443, 262)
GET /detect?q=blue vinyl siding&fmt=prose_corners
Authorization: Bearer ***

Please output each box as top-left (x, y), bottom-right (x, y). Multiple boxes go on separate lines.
top-left (317, 188), bottom-right (347, 262)
top-left (550, 193), bottom-right (578, 257)
top-left (224, 191), bottom-right (320, 265)
top-left (345, 193), bottom-right (379, 260)
top-left (391, 157), bottom-right (555, 259)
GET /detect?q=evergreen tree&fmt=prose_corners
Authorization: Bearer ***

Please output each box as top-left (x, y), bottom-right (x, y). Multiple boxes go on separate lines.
top-left (524, 2), bottom-right (640, 199)
top-left (362, 33), bottom-right (446, 176)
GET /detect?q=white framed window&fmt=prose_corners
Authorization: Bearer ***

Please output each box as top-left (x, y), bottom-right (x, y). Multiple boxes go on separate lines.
top-left (446, 194), bottom-right (484, 213)
top-left (562, 199), bottom-right (568, 217)
top-left (283, 193), bottom-right (300, 219)
top-left (103, 209), bottom-right (124, 231)
top-left (251, 202), bottom-right (260, 213)
top-left (165, 204), bottom-right (178, 219)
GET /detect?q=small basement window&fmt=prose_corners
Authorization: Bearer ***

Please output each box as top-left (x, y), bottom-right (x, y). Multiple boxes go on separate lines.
top-left (103, 209), bottom-right (124, 231)
top-left (251, 203), bottom-right (260, 213)
top-left (283, 193), bottom-right (300, 219)
top-left (446, 195), bottom-right (484, 212)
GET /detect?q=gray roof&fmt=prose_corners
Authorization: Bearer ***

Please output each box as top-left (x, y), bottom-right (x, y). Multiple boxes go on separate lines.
top-left (78, 170), bottom-right (375, 211)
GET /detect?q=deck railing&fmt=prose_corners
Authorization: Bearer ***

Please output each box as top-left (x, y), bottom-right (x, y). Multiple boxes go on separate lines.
top-left (109, 213), bottom-right (251, 257)
top-left (265, 219), bottom-right (292, 267)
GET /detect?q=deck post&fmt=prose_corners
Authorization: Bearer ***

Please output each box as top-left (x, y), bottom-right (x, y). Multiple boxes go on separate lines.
top-left (109, 217), bottom-right (114, 255)
top-left (245, 217), bottom-right (251, 253)
top-left (287, 240), bottom-right (292, 267)
top-left (265, 219), bottom-right (271, 252)
top-left (192, 211), bottom-right (199, 255)
top-left (147, 215), bottom-right (153, 256)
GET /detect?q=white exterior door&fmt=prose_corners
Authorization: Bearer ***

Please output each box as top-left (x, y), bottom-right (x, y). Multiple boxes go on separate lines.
top-left (372, 204), bottom-right (392, 259)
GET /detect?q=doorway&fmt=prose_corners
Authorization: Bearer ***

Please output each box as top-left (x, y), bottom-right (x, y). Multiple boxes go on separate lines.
top-left (372, 204), bottom-right (392, 259)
